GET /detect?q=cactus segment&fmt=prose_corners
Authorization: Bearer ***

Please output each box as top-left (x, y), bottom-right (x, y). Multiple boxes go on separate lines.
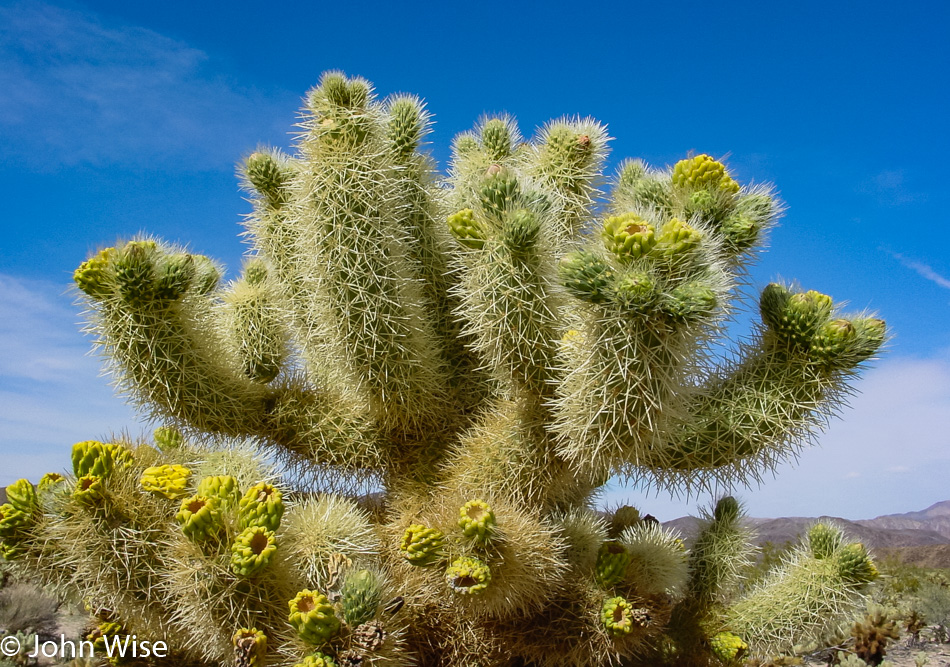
top-left (502, 208), bottom-right (541, 251)
top-left (602, 213), bottom-right (656, 262)
top-left (288, 589), bottom-right (341, 645)
top-left (808, 522), bottom-right (843, 560)
top-left (447, 208), bottom-right (486, 249)
top-left (610, 272), bottom-right (657, 312)
top-left (710, 631), bottom-right (748, 663)
top-left (197, 475), bottom-right (241, 510)
top-left (458, 499), bottom-right (496, 542)
top-left (341, 569), bottom-right (383, 627)
top-left (139, 464), bottom-right (192, 499)
top-left (481, 118), bottom-right (513, 161)
top-left (595, 541), bottom-right (632, 588)
top-left (113, 241), bottom-right (157, 307)
top-left (154, 253), bottom-right (195, 300)
top-left (231, 526), bottom-right (278, 576)
top-left (387, 96), bottom-right (425, 159)
top-left (445, 556), bottom-right (492, 595)
top-left (232, 627), bottom-right (268, 667)
top-left (663, 281), bottom-right (718, 323)
top-left (5, 479), bottom-right (37, 514)
top-left (245, 151), bottom-right (291, 210)
top-left (0, 503), bottom-right (30, 539)
top-left (559, 251), bottom-right (613, 303)
top-left (672, 154), bottom-right (740, 195)
top-left (176, 494), bottom-right (224, 542)
top-left (837, 543), bottom-right (878, 584)
top-left (608, 506), bottom-right (641, 538)
top-left (479, 169), bottom-right (521, 218)
top-left (399, 524), bottom-right (444, 565)
top-left (238, 482), bottom-right (284, 532)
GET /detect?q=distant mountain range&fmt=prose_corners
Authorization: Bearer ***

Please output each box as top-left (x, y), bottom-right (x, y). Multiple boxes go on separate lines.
top-left (665, 500), bottom-right (950, 550)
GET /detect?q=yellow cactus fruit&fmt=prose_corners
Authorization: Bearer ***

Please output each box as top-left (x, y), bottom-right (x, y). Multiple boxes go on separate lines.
top-left (74, 247), bottom-right (115, 298)
top-left (38, 473), bottom-right (66, 494)
top-left (710, 631), bottom-right (748, 663)
top-left (602, 212), bottom-right (657, 262)
top-left (197, 475), bottom-right (241, 510)
top-left (672, 154), bottom-right (740, 195)
top-left (447, 208), bottom-right (486, 249)
top-left (458, 499), bottom-right (496, 542)
top-left (232, 627), bottom-right (267, 667)
top-left (0, 503), bottom-right (30, 540)
top-left (445, 556), bottom-right (492, 595)
top-left (399, 524), bottom-right (444, 566)
top-left (231, 526), bottom-right (278, 577)
top-left (601, 596), bottom-right (648, 637)
top-left (238, 482), bottom-right (284, 532)
top-left (139, 464), bottom-right (192, 499)
top-left (71, 440), bottom-right (132, 478)
top-left (73, 475), bottom-right (105, 505)
top-left (5, 479), bottom-right (37, 514)
top-left (288, 589), bottom-right (341, 646)
top-left (294, 654), bottom-right (338, 667)
top-left (87, 620), bottom-right (126, 653)
top-left (153, 425), bottom-right (184, 451)
top-left (176, 494), bottom-right (223, 542)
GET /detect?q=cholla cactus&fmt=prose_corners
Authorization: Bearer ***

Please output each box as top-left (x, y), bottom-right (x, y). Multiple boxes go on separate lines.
top-left (5, 72), bottom-right (886, 666)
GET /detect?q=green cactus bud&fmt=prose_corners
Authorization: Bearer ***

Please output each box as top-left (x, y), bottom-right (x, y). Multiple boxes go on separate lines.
top-left (595, 541), bottom-right (632, 588)
top-left (601, 596), bottom-right (648, 637)
top-left (139, 464), bottom-right (192, 499)
top-left (232, 628), bottom-right (267, 667)
top-left (808, 523), bottom-right (843, 560)
top-left (608, 506), bottom-right (641, 539)
top-left (341, 569), bottom-right (383, 627)
top-left (153, 426), bottom-right (184, 451)
top-left (197, 475), bottom-right (241, 510)
top-left (559, 251), bottom-right (613, 304)
top-left (0, 503), bottom-right (30, 540)
top-left (759, 283), bottom-right (792, 331)
top-left (837, 543), bottom-right (878, 584)
top-left (849, 317), bottom-right (887, 363)
top-left (445, 556), bottom-right (491, 595)
top-left (73, 247), bottom-right (115, 298)
top-left (238, 482), bottom-right (284, 532)
top-left (542, 125), bottom-right (594, 171)
top-left (502, 208), bottom-right (540, 251)
top-left (714, 496), bottom-right (741, 523)
top-left (192, 255), bottom-right (220, 295)
top-left (245, 151), bottom-right (290, 209)
top-left (671, 154), bottom-right (740, 195)
top-left (619, 160), bottom-right (648, 186)
top-left (602, 212), bottom-right (657, 262)
top-left (5, 479), bottom-right (36, 515)
top-left (243, 258), bottom-right (269, 286)
top-left (710, 631), bottom-right (748, 663)
top-left (73, 474), bottom-right (105, 505)
top-left (399, 524), bottom-right (444, 565)
top-left (113, 241), bottom-right (156, 307)
top-left (231, 526), bottom-right (278, 577)
top-left (447, 208), bottom-right (486, 250)
top-left (664, 281), bottom-right (718, 323)
top-left (720, 212), bottom-right (760, 253)
top-left (481, 118), bottom-right (512, 161)
top-left (611, 272), bottom-right (656, 312)
top-left (458, 499), bottom-right (496, 542)
top-left (176, 494), bottom-right (224, 543)
top-left (618, 161), bottom-right (673, 211)
top-left (654, 218), bottom-right (702, 261)
top-left (687, 189), bottom-right (717, 216)
top-left (294, 654), bottom-right (338, 667)
top-left (479, 169), bottom-right (521, 218)
top-left (37, 473), bottom-right (66, 495)
top-left (153, 253), bottom-right (195, 300)
top-left (768, 289), bottom-right (834, 348)
top-left (454, 134), bottom-right (478, 156)
top-left (288, 589), bottom-right (341, 645)
top-left (811, 319), bottom-right (856, 363)
top-left (388, 97), bottom-right (424, 159)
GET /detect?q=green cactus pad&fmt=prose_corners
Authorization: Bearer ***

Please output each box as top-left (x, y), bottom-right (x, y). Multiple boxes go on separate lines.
top-left (37, 473), bottom-right (66, 494)
top-left (5, 479), bottom-right (37, 515)
top-left (139, 464), bottom-right (192, 499)
top-left (559, 251), bottom-right (613, 303)
top-left (602, 212), bottom-right (657, 262)
top-left (153, 426), bottom-right (184, 451)
top-left (176, 495), bottom-right (224, 542)
top-left (341, 569), bottom-right (383, 627)
top-left (73, 247), bottom-right (115, 298)
top-left (192, 255), bottom-right (221, 294)
top-left (710, 631), bottom-right (748, 662)
top-left (288, 589), bottom-right (341, 646)
top-left (294, 653), bottom-right (338, 667)
top-left (197, 475), bottom-right (241, 510)
top-left (387, 97), bottom-right (424, 159)
top-left (671, 154), bottom-right (740, 195)
top-left (611, 272), bottom-right (657, 313)
top-left (479, 169), bottom-right (521, 218)
top-left (245, 152), bottom-right (291, 209)
top-left (664, 281), bottom-right (718, 323)
top-left (446, 208), bottom-right (486, 250)
top-left (232, 628), bottom-right (268, 667)
top-left (502, 208), bottom-right (540, 251)
top-left (601, 596), bottom-right (646, 637)
top-left (837, 543), bottom-right (878, 584)
top-left (808, 523), bottom-right (843, 560)
top-left (399, 524), bottom-right (444, 565)
top-left (481, 118), bottom-right (513, 161)
top-left (445, 556), bottom-right (492, 595)
top-left (72, 475), bottom-right (105, 505)
top-left (595, 541), bottom-right (632, 588)
top-left (654, 217), bottom-right (703, 261)
top-left (238, 482), bottom-right (284, 532)
top-left (113, 241), bottom-right (156, 307)
top-left (231, 526), bottom-right (278, 577)
top-left (458, 499), bottom-right (497, 542)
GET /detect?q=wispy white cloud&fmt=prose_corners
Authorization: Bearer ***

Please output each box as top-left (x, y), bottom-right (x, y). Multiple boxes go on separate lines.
top-left (860, 169), bottom-right (927, 206)
top-left (0, 273), bottom-right (144, 485)
top-left (0, 1), bottom-right (297, 170)
top-left (886, 251), bottom-right (950, 291)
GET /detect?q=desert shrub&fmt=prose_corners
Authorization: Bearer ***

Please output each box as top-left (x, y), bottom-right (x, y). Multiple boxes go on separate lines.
top-left (0, 583), bottom-right (59, 635)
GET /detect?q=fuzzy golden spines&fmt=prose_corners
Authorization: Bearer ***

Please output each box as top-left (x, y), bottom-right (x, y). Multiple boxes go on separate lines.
top-left (288, 589), bottom-right (341, 645)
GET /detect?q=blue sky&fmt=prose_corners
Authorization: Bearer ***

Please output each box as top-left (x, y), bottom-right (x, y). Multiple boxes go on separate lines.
top-left (1, 0), bottom-right (949, 520)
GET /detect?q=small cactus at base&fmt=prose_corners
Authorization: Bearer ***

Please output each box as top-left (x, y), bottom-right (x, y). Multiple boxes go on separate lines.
top-left (233, 627), bottom-right (267, 667)
top-left (445, 556), bottom-right (491, 595)
top-left (139, 464), bottom-right (191, 499)
top-left (399, 524), bottom-right (444, 565)
top-left (289, 590), bottom-right (341, 646)
top-left (341, 569), bottom-right (383, 627)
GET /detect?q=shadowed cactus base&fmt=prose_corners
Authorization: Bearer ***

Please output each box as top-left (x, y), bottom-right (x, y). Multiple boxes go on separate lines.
top-left (2, 72), bottom-right (887, 666)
